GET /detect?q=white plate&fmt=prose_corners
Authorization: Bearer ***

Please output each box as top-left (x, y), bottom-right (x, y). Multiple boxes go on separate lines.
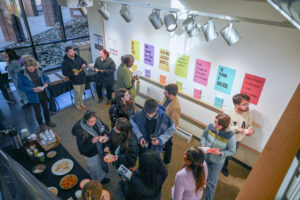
top-left (198, 147), bottom-right (210, 153)
top-left (51, 159), bottom-right (74, 176)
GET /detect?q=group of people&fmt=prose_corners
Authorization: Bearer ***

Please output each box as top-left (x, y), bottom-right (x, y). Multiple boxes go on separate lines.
top-left (1, 47), bottom-right (255, 200)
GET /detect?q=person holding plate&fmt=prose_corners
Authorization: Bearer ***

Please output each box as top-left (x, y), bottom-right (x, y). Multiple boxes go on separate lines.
top-left (72, 110), bottom-right (110, 184)
top-left (200, 113), bottom-right (236, 200)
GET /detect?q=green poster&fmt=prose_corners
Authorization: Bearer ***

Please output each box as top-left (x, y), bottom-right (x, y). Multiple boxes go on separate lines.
top-left (175, 55), bottom-right (189, 79)
top-left (176, 81), bottom-right (182, 92)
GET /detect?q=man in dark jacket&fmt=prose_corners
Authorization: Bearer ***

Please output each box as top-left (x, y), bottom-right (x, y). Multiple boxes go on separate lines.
top-left (62, 46), bottom-right (87, 110)
top-left (18, 58), bottom-right (56, 131)
top-left (130, 99), bottom-right (175, 155)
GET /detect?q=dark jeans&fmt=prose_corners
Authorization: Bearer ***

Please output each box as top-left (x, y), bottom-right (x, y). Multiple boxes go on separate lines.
top-left (223, 141), bottom-right (240, 169)
top-left (96, 82), bottom-right (113, 100)
top-left (0, 83), bottom-right (12, 101)
top-left (32, 91), bottom-right (50, 125)
top-left (163, 137), bottom-right (173, 164)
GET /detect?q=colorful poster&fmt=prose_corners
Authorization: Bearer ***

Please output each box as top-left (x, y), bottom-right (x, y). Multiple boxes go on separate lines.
top-left (193, 59), bottom-right (211, 86)
top-left (214, 97), bottom-right (224, 109)
top-left (214, 66), bottom-right (236, 95)
top-left (240, 73), bottom-right (266, 105)
top-left (160, 75), bottom-right (166, 85)
top-left (176, 81), bottom-right (182, 92)
top-left (130, 40), bottom-right (140, 61)
top-left (144, 43), bottom-right (154, 66)
top-left (193, 89), bottom-right (202, 100)
top-left (158, 48), bottom-right (170, 72)
top-left (175, 55), bottom-right (190, 79)
top-left (132, 64), bottom-right (137, 72)
top-left (145, 69), bottom-right (151, 78)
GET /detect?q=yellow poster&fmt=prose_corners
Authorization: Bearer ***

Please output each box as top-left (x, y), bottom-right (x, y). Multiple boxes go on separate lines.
top-left (176, 81), bottom-right (182, 92)
top-left (158, 48), bottom-right (170, 72)
top-left (175, 55), bottom-right (190, 79)
top-left (130, 40), bottom-right (140, 61)
top-left (132, 64), bottom-right (137, 72)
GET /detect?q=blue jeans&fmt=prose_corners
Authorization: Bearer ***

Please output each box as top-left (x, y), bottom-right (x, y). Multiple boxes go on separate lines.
top-left (205, 160), bottom-right (224, 200)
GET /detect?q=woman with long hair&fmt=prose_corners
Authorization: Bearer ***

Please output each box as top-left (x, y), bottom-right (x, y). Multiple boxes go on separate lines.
top-left (72, 110), bottom-right (111, 184)
top-left (172, 146), bottom-right (208, 200)
top-left (109, 88), bottom-right (135, 128)
top-left (82, 180), bottom-right (103, 200)
top-left (93, 48), bottom-right (116, 105)
top-left (111, 117), bottom-right (138, 169)
top-left (4, 49), bottom-right (28, 105)
top-left (121, 149), bottom-right (168, 200)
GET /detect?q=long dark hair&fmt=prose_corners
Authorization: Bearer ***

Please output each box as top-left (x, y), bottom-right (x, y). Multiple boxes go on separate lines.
top-left (115, 88), bottom-right (134, 115)
top-left (138, 149), bottom-right (167, 189)
top-left (115, 118), bottom-right (133, 153)
top-left (5, 49), bottom-right (20, 61)
top-left (185, 147), bottom-right (206, 193)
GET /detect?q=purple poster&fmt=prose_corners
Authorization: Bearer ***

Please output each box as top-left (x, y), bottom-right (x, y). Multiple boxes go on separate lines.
top-left (144, 43), bottom-right (154, 66)
top-left (145, 69), bottom-right (151, 78)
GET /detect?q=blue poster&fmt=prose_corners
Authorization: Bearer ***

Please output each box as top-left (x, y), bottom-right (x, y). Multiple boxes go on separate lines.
top-left (214, 65), bottom-right (236, 95)
top-left (214, 96), bottom-right (224, 109)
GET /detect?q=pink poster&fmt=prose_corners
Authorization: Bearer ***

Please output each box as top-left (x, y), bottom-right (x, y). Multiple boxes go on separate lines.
top-left (193, 59), bottom-right (211, 86)
top-left (193, 89), bottom-right (202, 100)
top-left (240, 73), bottom-right (266, 105)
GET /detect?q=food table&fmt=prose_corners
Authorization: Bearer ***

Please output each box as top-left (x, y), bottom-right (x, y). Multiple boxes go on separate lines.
top-left (3, 142), bottom-right (91, 200)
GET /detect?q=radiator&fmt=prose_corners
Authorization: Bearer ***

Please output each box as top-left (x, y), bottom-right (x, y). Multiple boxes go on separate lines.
top-left (175, 127), bottom-right (193, 143)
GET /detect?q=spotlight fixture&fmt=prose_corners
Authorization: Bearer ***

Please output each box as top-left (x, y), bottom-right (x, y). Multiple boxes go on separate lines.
top-left (201, 19), bottom-right (219, 41)
top-left (182, 15), bottom-right (200, 37)
top-left (148, 9), bottom-right (164, 30)
top-left (220, 23), bottom-right (241, 46)
top-left (164, 12), bottom-right (177, 32)
top-left (78, 0), bottom-right (87, 7)
top-left (98, 3), bottom-right (110, 20)
top-left (120, 5), bottom-right (133, 23)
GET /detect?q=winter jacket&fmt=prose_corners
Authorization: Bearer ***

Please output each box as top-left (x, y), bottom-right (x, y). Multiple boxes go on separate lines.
top-left (94, 56), bottom-right (116, 87)
top-left (161, 96), bottom-right (181, 130)
top-left (121, 167), bottom-right (168, 200)
top-left (62, 54), bottom-right (87, 85)
top-left (109, 99), bottom-right (135, 128)
top-left (200, 123), bottom-right (236, 164)
top-left (6, 60), bottom-right (21, 82)
top-left (17, 68), bottom-right (50, 103)
top-left (130, 110), bottom-right (175, 152)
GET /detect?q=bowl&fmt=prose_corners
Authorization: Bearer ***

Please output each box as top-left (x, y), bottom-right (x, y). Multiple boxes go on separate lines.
top-left (47, 187), bottom-right (58, 196)
top-left (46, 150), bottom-right (57, 159)
top-left (32, 164), bottom-right (46, 175)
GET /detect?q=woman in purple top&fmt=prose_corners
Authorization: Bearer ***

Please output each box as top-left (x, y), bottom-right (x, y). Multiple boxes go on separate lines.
top-left (172, 146), bottom-right (208, 200)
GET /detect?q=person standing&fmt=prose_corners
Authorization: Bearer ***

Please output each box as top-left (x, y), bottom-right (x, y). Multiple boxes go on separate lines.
top-left (172, 146), bottom-right (208, 200)
top-left (200, 113), bottom-right (236, 200)
top-left (17, 58), bottom-right (56, 131)
top-left (160, 84), bottom-right (181, 165)
top-left (94, 49), bottom-right (116, 105)
top-left (62, 46), bottom-right (87, 110)
top-left (130, 99), bottom-right (175, 155)
top-left (4, 49), bottom-right (28, 105)
top-left (117, 55), bottom-right (138, 100)
top-left (72, 110), bottom-right (110, 184)
top-left (221, 93), bottom-right (255, 176)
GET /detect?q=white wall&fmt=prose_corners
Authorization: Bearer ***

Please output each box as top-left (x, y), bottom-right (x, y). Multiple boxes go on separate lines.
top-left (87, 0), bottom-right (300, 162)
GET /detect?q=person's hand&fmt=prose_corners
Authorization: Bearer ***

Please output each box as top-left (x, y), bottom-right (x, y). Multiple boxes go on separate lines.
top-left (140, 138), bottom-right (146, 147)
top-left (74, 71), bottom-right (79, 76)
top-left (34, 88), bottom-right (42, 93)
top-left (113, 155), bottom-right (118, 161)
top-left (129, 167), bottom-right (137, 172)
top-left (44, 83), bottom-right (48, 88)
top-left (120, 176), bottom-right (127, 182)
top-left (151, 138), bottom-right (160, 146)
top-left (92, 136), bottom-right (99, 144)
top-left (210, 149), bottom-right (222, 155)
top-left (98, 69), bottom-right (104, 72)
top-left (246, 127), bottom-right (254, 136)
top-left (81, 64), bottom-right (87, 68)
top-left (201, 144), bottom-right (205, 147)
top-left (104, 147), bottom-right (109, 152)
top-left (238, 128), bottom-right (245, 134)
top-left (133, 75), bottom-right (138, 80)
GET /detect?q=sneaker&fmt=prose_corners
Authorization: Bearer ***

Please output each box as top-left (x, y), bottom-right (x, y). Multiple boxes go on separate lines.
top-left (101, 177), bottom-right (110, 184)
top-left (81, 104), bottom-right (87, 109)
top-left (221, 168), bottom-right (229, 177)
top-left (46, 121), bottom-right (56, 127)
top-left (76, 105), bottom-right (83, 110)
top-left (39, 124), bottom-right (46, 132)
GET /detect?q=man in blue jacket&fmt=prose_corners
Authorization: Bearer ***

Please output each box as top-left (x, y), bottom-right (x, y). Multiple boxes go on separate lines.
top-left (130, 99), bottom-right (175, 155)
top-left (18, 58), bottom-right (56, 132)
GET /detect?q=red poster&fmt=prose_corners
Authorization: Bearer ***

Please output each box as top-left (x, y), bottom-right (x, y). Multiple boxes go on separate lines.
top-left (240, 73), bottom-right (266, 105)
top-left (160, 75), bottom-right (166, 85)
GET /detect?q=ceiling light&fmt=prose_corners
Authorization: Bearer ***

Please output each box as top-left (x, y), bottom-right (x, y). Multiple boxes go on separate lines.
top-left (201, 19), bottom-right (219, 41)
top-left (148, 9), bottom-right (164, 29)
top-left (98, 3), bottom-right (110, 20)
top-left (164, 12), bottom-right (177, 32)
top-left (220, 23), bottom-right (241, 46)
top-left (120, 5), bottom-right (133, 23)
top-left (183, 15), bottom-right (200, 37)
